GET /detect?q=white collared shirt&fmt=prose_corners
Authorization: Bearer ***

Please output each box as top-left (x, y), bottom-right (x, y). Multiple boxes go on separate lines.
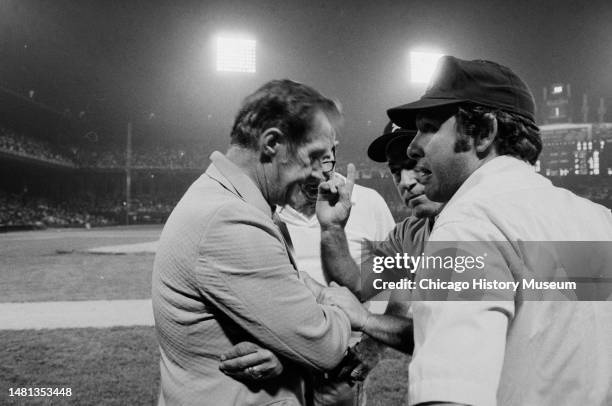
top-left (409, 155), bottom-right (612, 406)
top-left (277, 182), bottom-right (395, 315)
top-left (277, 182), bottom-right (394, 286)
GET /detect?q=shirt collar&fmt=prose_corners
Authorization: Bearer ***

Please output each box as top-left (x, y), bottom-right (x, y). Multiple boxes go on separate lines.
top-left (206, 151), bottom-right (273, 218)
top-left (276, 204), bottom-right (319, 227)
top-left (442, 155), bottom-right (540, 212)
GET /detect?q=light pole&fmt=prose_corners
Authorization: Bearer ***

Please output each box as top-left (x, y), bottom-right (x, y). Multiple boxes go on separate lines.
top-left (125, 121), bottom-right (132, 226)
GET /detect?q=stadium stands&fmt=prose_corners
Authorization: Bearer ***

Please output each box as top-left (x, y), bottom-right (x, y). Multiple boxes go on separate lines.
top-left (0, 127), bottom-right (75, 166)
top-left (1, 122), bottom-right (611, 230)
top-left (0, 191), bottom-right (114, 229)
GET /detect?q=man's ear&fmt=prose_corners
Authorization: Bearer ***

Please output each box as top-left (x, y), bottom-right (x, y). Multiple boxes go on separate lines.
top-left (260, 128), bottom-right (285, 161)
top-left (474, 113), bottom-right (498, 154)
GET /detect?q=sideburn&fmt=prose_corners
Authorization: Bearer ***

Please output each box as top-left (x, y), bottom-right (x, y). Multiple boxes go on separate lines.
top-left (453, 114), bottom-right (495, 156)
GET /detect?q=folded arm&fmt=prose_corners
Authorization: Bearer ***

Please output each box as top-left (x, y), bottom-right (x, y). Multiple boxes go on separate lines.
top-left (199, 204), bottom-right (352, 372)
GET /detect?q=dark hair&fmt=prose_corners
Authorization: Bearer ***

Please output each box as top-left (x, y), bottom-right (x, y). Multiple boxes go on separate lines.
top-left (454, 105), bottom-right (542, 164)
top-left (230, 79), bottom-right (341, 149)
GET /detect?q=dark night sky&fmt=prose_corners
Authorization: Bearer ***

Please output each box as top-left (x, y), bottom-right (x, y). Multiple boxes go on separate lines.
top-left (1, 0), bottom-right (611, 158)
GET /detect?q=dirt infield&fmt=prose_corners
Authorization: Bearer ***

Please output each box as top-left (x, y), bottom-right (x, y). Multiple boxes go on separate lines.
top-left (0, 225), bottom-right (161, 302)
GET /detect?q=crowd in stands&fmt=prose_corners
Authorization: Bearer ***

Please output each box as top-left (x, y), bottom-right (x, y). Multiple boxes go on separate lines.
top-left (131, 145), bottom-right (208, 169)
top-left (0, 192), bottom-right (115, 229)
top-left (54, 140), bottom-right (209, 170)
top-left (1, 125), bottom-right (211, 169)
top-left (1, 125), bottom-right (390, 174)
top-left (130, 196), bottom-right (176, 215)
top-left (2, 125), bottom-right (611, 229)
top-left (72, 147), bottom-right (123, 168)
top-left (0, 127), bottom-right (74, 166)
top-left (0, 192), bottom-right (183, 229)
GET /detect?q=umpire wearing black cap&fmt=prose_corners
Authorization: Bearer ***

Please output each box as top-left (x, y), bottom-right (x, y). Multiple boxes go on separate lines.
top-left (368, 121), bottom-right (441, 218)
top-left (385, 55), bottom-right (612, 406)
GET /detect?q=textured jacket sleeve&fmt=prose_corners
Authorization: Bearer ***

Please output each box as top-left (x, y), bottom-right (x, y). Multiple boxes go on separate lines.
top-left (194, 202), bottom-right (352, 371)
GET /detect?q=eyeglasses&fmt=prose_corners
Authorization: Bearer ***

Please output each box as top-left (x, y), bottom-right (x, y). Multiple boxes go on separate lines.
top-left (320, 159), bottom-right (336, 174)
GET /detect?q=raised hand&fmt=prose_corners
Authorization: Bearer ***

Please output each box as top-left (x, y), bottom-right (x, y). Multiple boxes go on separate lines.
top-left (316, 163), bottom-right (356, 229)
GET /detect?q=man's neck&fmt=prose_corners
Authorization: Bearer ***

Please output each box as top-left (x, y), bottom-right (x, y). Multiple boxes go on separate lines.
top-left (225, 146), bottom-right (272, 205)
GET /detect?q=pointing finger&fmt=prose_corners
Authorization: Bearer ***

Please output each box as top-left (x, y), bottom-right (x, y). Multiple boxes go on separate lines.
top-left (345, 163), bottom-right (356, 196)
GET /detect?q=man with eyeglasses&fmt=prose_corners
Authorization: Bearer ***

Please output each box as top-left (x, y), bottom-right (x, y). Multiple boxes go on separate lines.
top-left (271, 145), bottom-right (394, 406)
top-left (218, 148), bottom-right (395, 406)
top-left (276, 147), bottom-right (394, 290)
top-left (153, 79), bottom-right (354, 406)
top-left (217, 123), bottom-right (441, 405)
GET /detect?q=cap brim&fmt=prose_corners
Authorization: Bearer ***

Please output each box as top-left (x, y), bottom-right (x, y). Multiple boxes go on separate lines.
top-left (387, 98), bottom-right (467, 129)
top-left (367, 130), bottom-right (415, 162)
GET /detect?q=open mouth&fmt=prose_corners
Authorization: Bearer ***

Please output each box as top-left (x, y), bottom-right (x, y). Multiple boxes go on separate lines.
top-left (300, 182), bottom-right (319, 200)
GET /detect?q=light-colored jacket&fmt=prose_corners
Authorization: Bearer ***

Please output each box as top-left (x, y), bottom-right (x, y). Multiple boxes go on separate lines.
top-left (153, 151), bottom-right (351, 406)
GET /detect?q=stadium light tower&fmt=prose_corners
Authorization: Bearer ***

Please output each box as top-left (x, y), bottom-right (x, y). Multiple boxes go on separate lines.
top-left (409, 50), bottom-right (444, 84)
top-left (215, 35), bottom-right (256, 73)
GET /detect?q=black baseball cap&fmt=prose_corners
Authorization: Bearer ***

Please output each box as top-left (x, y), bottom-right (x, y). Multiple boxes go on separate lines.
top-left (384, 135), bottom-right (414, 164)
top-left (387, 56), bottom-right (537, 129)
top-left (367, 121), bottom-right (417, 162)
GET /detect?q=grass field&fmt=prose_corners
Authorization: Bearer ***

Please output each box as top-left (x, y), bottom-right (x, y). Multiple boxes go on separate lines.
top-left (0, 327), bottom-right (160, 406)
top-left (0, 226), bottom-right (410, 405)
top-left (0, 226), bottom-right (159, 302)
top-left (0, 328), bottom-right (407, 406)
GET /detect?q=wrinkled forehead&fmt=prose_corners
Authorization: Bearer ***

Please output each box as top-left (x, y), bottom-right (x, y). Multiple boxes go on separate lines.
top-left (299, 112), bottom-right (336, 157)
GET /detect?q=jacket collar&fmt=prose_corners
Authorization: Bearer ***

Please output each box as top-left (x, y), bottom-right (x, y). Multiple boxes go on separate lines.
top-left (205, 151), bottom-right (273, 218)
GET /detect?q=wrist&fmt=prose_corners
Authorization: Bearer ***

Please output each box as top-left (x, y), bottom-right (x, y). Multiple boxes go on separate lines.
top-left (320, 223), bottom-right (345, 233)
top-left (358, 312), bottom-right (372, 332)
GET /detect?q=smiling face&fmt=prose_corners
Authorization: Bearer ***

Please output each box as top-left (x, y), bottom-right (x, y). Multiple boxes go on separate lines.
top-left (272, 110), bottom-right (337, 207)
top-left (298, 146), bottom-right (335, 202)
top-left (407, 109), bottom-right (478, 203)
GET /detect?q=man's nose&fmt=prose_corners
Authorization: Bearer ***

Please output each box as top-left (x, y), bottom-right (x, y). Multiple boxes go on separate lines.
top-left (399, 169), bottom-right (418, 190)
top-left (407, 132), bottom-right (426, 161)
top-left (309, 166), bottom-right (326, 183)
